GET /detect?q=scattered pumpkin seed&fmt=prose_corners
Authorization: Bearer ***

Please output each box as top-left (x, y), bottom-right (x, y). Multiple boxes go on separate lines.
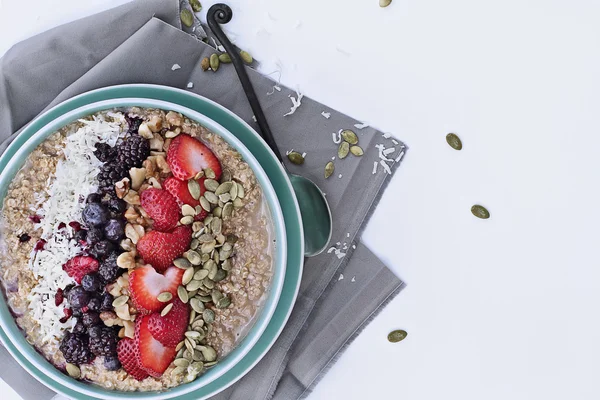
top-left (190, 297), bottom-right (205, 313)
top-left (240, 50), bottom-right (253, 64)
top-left (182, 349), bottom-right (192, 360)
top-left (236, 182), bottom-right (245, 198)
top-left (216, 296), bottom-right (231, 309)
top-left (379, 0), bottom-right (392, 7)
top-left (112, 295), bottom-right (129, 308)
top-left (205, 168), bottom-right (216, 179)
top-left (186, 250), bottom-right (202, 265)
top-left (192, 349), bottom-right (205, 361)
top-left (201, 241), bottom-right (216, 254)
top-left (211, 290), bottom-right (223, 304)
top-left (211, 218), bottom-right (222, 234)
top-left (205, 192), bottom-right (219, 204)
top-left (199, 295), bottom-right (212, 303)
top-left (194, 170), bottom-right (205, 180)
top-left (190, 239), bottom-right (199, 250)
top-left (185, 338), bottom-right (196, 352)
top-left (229, 182), bottom-right (238, 200)
top-left (218, 193), bottom-right (231, 203)
top-left (215, 182), bottom-right (233, 195)
top-left (201, 57), bottom-right (210, 71)
top-left (213, 268), bottom-right (227, 282)
top-left (325, 161), bottom-right (335, 179)
top-left (204, 179), bottom-right (219, 192)
top-left (189, 310), bottom-right (196, 325)
top-left (178, 286), bottom-right (189, 303)
top-left (182, 204), bottom-right (196, 217)
top-left (66, 363), bottom-right (81, 379)
top-left (176, 341), bottom-right (185, 352)
top-left (209, 53), bottom-right (220, 72)
top-left (161, 303), bottom-right (174, 316)
top-left (387, 329), bottom-right (407, 343)
top-left (182, 267), bottom-right (195, 285)
top-left (350, 145), bottom-right (364, 156)
top-left (203, 278), bottom-right (215, 289)
top-left (213, 206), bottom-right (222, 218)
top-left (471, 205), bottom-right (490, 219)
top-left (157, 292), bottom-right (173, 302)
top-left (200, 196), bottom-right (211, 212)
top-left (338, 141), bottom-right (350, 159)
top-left (180, 9), bottom-right (194, 27)
top-left (226, 234), bottom-right (238, 244)
top-left (341, 129), bottom-right (359, 144)
top-left (172, 366), bottom-right (186, 376)
top-left (192, 221), bottom-right (204, 232)
top-left (287, 151), bottom-right (305, 165)
top-left (188, 179), bottom-right (201, 200)
top-left (200, 345), bottom-right (217, 362)
top-left (204, 361), bottom-right (217, 367)
top-left (221, 259), bottom-right (232, 271)
top-left (202, 309), bottom-right (215, 324)
top-left (180, 215), bottom-right (194, 225)
top-left (218, 53), bottom-right (232, 63)
top-left (233, 198), bottom-right (244, 208)
top-left (446, 133), bottom-right (462, 150)
top-left (186, 279), bottom-right (202, 292)
top-left (185, 330), bottom-right (202, 340)
top-left (174, 257), bottom-right (192, 269)
top-left (174, 358), bottom-right (190, 368)
top-left (189, 0), bottom-right (202, 12)
top-left (194, 269), bottom-right (209, 281)
top-left (222, 202), bottom-right (233, 218)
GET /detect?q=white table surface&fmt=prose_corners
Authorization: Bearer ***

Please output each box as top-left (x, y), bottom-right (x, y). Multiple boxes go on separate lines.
top-left (2, 0), bottom-right (600, 399)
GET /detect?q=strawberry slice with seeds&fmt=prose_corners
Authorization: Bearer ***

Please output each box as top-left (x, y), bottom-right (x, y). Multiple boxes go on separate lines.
top-left (129, 265), bottom-right (184, 314)
top-left (167, 134), bottom-right (222, 180)
top-left (140, 188), bottom-right (180, 232)
top-left (117, 337), bottom-right (149, 381)
top-left (148, 298), bottom-right (189, 347)
top-left (136, 315), bottom-right (177, 378)
top-left (163, 176), bottom-right (205, 207)
top-left (136, 225), bottom-right (191, 272)
top-left (62, 256), bottom-right (99, 284)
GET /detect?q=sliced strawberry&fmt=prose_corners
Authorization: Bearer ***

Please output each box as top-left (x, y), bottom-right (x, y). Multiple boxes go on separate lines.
top-left (62, 256), bottom-right (99, 284)
top-left (148, 298), bottom-right (189, 347)
top-left (117, 337), bottom-right (149, 381)
top-left (136, 315), bottom-right (177, 378)
top-left (136, 225), bottom-right (191, 272)
top-left (140, 188), bottom-right (180, 232)
top-left (129, 265), bottom-right (184, 314)
top-left (195, 208), bottom-right (208, 222)
top-left (167, 134), bottom-right (222, 180)
top-left (163, 176), bottom-right (206, 207)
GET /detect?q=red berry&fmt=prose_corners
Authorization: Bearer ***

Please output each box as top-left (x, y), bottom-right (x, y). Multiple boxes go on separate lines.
top-left (34, 239), bottom-right (46, 251)
top-left (117, 337), bottom-right (149, 381)
top-left (69, 221), bottom-right (82, 231)
top-left (136, 226), bottom-right (191, 272)
top-left (163, 176), bottom-right (205, 207)
top-left (167, 134), bottom-right (222, 181)
top-left (62, 256), bottom-right (99, 284)
top-left (136, 315), bottom-right (177, 378)
top-left (55, 288), bottom-right (64, 307)
top-left (129, 265), bottom-right (184, 314)
top-left (148, 298), bottom-right (189, 347)
top-left (59, 308), bottom-right (72, 323)
top-left (29, 214), bottom-right (41, 223)
top-left (140, 188), bottom-right (180, 232)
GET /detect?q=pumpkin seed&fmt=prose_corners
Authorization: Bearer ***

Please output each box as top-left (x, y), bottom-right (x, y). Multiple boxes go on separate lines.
top-left (204, 361), bottom-right (217, 367)
top-left (199, 295), bottom-right (212, 303)
top-left (186, 250), bottom-right (202, 265)
top-left (185, 338), bottom-right (196, 351)
top-left (201, 241), bottom-right (216, 254)
top-left (176, 341), bottom-right (185, 352)
top-left (387, 329), bottom-right (407, 343)
top-left (66, 363), bottom-right (80, 379)
top-left (190, 297), bottom-right (205, 313)
top-left (190, 0), bottom-right (202, 12)
top-left (192, 349), bottom-right (205, 361)
top-left (209, 53), bottom-right (220, 72)
top-left (180, 9), bottom-right (194, 27)
top-left (338, 141), bottom-right (350, 159)
top-left (188, 289), bottom-right (199, 298)
top-left (201, 253), bottom-right (210, 263)
top-left (182, 204), bottom-right (196, 217)
top-left (211, 218), bottom-right (222, 234)
top-left (204, 179), bottom-right (219, 192)
top-left (222, 202), bottom-right (233, 218)
top-left (186, 279), bottom-right (202, 292)
top-left (218, 53), bottom-right (232, 63)
top-left (185, 330), bottom-right (202, 340)
top-left (229, 182), bottom-right (238, 200)
top-left (180, 216), bottom-right (194, 225)
top-left (192, 221), bottom-right (204, 232)
top-left (350, 145), bottom-right (364, 156)
top-left (240, 50), bottom-right (253, 64)
top-left (216, 296), bottom-right (231, 309)
top-left (190, 239), bottom-right (199, 250)
top-left (205, 168), bottom-right (216, 179)
top-left (216, 233), bottom-right (226, 245)
top-left (174, 358), bottom-right (190, 368)
top-left (211, 290), bottom-right (223, 303)
top-left (183, 373), bottom-right (196, 383)
top-left (189, 310), bottom-right (196, 325)
top-left (194, 268), bottom-right (209, 281)
top-left (200, 196), bottom-right (211, 211)
top-left (172, 366), bottom-right (186, 376)
top-left (201, 345), bottom-right (217, 362)
top-left (221, 169), bottom-right (232, 182)
top-left (233, 198), bottom-right (244, 208)
top-left (221, 259), bottom-right (232, 271)
top-left (178, 286), bottom-right (189, 303)
top-left (236, 182), bottom-right (245, 198)
top-left (183, 349), bottom-right (192, 360)
top-left (287, 151), bottom-right (304, 165)
top-left (213, 268), bottom-right (227, 282)
top-left (203, 278), bottom-right (215, 289)
top-left (206, 262), bottom-right (218, 280)
top-left (471, 205), bottom-right (490, 219)
top-left (212, 183), bottom-right (230, 197)
top-left (446, 133), bottom-right (462, 150)
top-left (188, 179), bottom-right (201, 200)
top-left (182, 267), bottom-right (195, 285)
top-left (174, 258), bottom-right (192, 269)
top-left (161, 302), bottom-right (174, 316)
top-left (218, 193), bottom-right (231, 203)
top-left (226, 234), bottom-right (238, 244)
top-left (201, 57), bottom-right (210, 71)
top-left (190, 361), bottom-right (204, 375)
top-left (202, 309), bottom-right (215, 323)
top-left (198, 233), bottom-right (213, 243)
top-left (157, 292), bottom-right (173, 302)
top-left (192, 318), bottom-right (205, 329)
top-left (195, 170), bottom-right (205, 180)
top-left (325, 162), bottom-right (335, 179)
top-left (341, 129), bottom-right (359, 144)
top-left (204, 192), bottom-right (219, 204)
top-left (213, 206), bottom-right (222, 218)
top-left (379, 0), bottom-right (392, 7)
top-left (112, 295), bottom-right (129, 308)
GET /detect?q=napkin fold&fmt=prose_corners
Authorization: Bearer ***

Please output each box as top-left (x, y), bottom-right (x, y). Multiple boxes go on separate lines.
top-left (0, 1), bottom-right (407, 399)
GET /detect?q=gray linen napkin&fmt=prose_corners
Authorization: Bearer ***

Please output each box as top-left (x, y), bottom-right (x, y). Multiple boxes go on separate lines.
top-left (0, 1), bottom-right (407, 399)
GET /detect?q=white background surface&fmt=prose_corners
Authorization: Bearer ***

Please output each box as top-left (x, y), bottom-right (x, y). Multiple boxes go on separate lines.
top-left (1, 0), bottom-right (600, 399)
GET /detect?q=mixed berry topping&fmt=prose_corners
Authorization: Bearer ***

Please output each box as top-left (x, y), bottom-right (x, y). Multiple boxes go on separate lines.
top-left (60, 332), bottom-right (95, 365)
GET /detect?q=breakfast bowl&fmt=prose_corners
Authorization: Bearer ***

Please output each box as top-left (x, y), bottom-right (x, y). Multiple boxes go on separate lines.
top-left (0, 85), bottom-right (304, 399)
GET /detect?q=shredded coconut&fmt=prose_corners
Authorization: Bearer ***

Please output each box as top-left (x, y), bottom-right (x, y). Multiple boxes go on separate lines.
top-left (283, 89), bottom-right (304, 116)
top-left (187, 82), bottom-right (194, 89)
top-left (338, 274), bottom-right (344, 281)
top-left (383, 147), bottom-right (395, 156)
top-left (392, 139), bottom-right (399, 145)
top-left (372, 161), bottom-right (378, 174)
top-left (351, 276), bottom-right (356, 282)
top-left (395, 150), bottom-right (405, 162)
top-left (332, 132), bottom-right (342, 144)
top-left (321, 111), bottom-right (331, 119)
top-left (302, 152), bottom-right (307, 158)
top-left (382, 132), bottom-right (392, 139)
top-left (380, 160), bottom-right (392, 174)
top-left (375, 144), bottom-right (394, 162)
top-left (354, 123), bottom-right (369, 129)
top-left (171, 64), bottom-right (181, 71)
top-left (267, 85), bottom-right (281, 95)
top-left (338, 174), bottom-right (343, 179)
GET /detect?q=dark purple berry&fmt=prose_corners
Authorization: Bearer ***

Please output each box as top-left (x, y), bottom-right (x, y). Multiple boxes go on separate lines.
top-left (125, 114), bottom-right (143, 135)
top-left (94, 143), bottom-right (116, 163)
top-left (74, 229), bottom-right (88, 243)
top-left (59, 332), bottom-right (94, 365)
top-left (72, 307), bottom-right (83, 318)
top-left (82, 203), bottom-right (109, 227)
top-left (82, 311), bottom-right (101, 328)
top-left (100, 293), bottom-right (114, 311)
top-left (18, 233), bottom-right (31, 242)
top-left (72, 320), bottom-right (86, 334)
top-left (87, 296), bottom-right (101, 312)
top-left (98, 252), bottom-right (120, 283)
top-left (89, 240), bottom-right (115, 260)
top-left (67, 286), bottom-right (90, 309)
top-left (89, 327), bottom-right (118, 356)
top-left (106, 198), bottom-right (126, 215)
top-left (81, 273), bottom-right (102, 292)
top-left (103, 355), bottom-right (121, 371)
top-left (88, 325), bottom-right (102, 339)
top-left (86, 228), bottom-right (104, 245)
top-left (86, 193), bottom-right (103, 204)
top-left (104, 219), bottom-right (125, 242)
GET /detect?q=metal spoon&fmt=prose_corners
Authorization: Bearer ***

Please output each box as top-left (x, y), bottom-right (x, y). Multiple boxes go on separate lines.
top-left (207, 4), bottom-right (332, 257)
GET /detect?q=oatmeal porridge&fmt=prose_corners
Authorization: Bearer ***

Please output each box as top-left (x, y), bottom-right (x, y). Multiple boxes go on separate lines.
top-left (0, 108), bottom-right (274, 390)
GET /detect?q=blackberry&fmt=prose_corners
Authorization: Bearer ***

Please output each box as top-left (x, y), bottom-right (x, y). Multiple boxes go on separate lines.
top-left (81, 273), bottom-right (102, 292)
top-left (89, 240), bottom-right (115, 260)
top-left (98, 251), bottom-right (120, 283)
top-left (106, 197), bottom-right (126, 215)
top-left (19, 233), bottom-right (31, 242)
top-left (67, 286), bottom-right (90, 309)
top-left (86, 228), bottom-right (104, 245)
top-left (125, 114), bottom-right (143, 135)
top-left (94, 143), bottom-right (116, 163)
top-left (59, 332), bottom-right (94, 365)
top-left (116, 134), bottom-right (150, 170)
top-left (97, 161), bottom-right (128, 193)
top-left (86, 193), bottom-right (103, 204)
top-left (82, 311), bottom-right (102, 328)
top-left (100, 292), bottom-right (114, 311)
top-left (87, 296), bottom-right (101, 312)
top-left (89, 326), bottom-right (118, 356)
top-left (72, 320), bottom-right (86, 334)
top-left (104, 355), bottom-right (121, 371)
top-left (72, 307), bottom-right (83, 319)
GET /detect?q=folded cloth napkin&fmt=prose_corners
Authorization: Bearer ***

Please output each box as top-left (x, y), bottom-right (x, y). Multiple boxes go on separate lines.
top-left (0, 1), bottom-right (407, 399)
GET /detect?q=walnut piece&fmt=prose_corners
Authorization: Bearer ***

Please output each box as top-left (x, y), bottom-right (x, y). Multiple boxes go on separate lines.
top-left (123, 320), bottom-right (135, 339)
top-left (123, 190), bottom-right (140, 205)
top-left (147, 116), bottom-right (163, 132)
top-left (129, 167), bottom-right (146, 191)
top-left (117, 251), bottom-right (136, 269)
top-left (149, 133), bottom-right (164, 151)
top-left (125, 223), bottom-right (145, 244)
top-left (100, 311), bottom-right (124, 327)
top-left (115, 178), bottom-right (130, 199)
top-left (148, 177), bottom-right (162, 189)
top-left (124, 206), bottom-right (140, 223)
top-left (138, 123), bottom-right (153, 139)
top-left (155, 155), bottom-right (171, 174)
top-left (143, 158), bottom-right (157, 178)
top-left (166, 111), bottom-right (183, 127)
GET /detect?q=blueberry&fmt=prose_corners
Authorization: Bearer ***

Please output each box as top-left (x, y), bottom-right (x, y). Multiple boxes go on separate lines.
top-left (72, 320), bottom-right (86, 334)
top-left (81, 273), bottom-right (102, 292)
top-left (74, 229), bottom-right (88, 243)
top-left (106, 198), bottom-right (126, 215)
top-left (86, 193), bottom-right (103, 204)
top-left (82, 311), bottom-right (101, 327)
top-left (100, 293), bottom-right (114, 311)
top-left (82, 203), bottom-right (109, 227)
top-left (67, 286), bottom-right (90, 309)
top-left (86, 227), bottom-right (104, 244)
top-left (88, 325), bottom-right (102, 339)
top-left (104, 219), bottom-right (125, 242)
top-left (104, 355), bottom-right (121, 371)
top-left (72, 308), bottom-right (83, 318)
top-left (87, 296), bottom-right (101, 312)
top-left (98, 252), bottom-right (121, 283)
top-left (89, 240), bottom-right (115, 260)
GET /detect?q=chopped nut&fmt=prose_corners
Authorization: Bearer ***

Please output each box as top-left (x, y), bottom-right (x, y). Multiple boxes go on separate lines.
top-left (124, 206), bottom-right (140, 223)
top-left (148, 177), bottom-right (162, 189)
top-left (166, 111), bottom-right (183, 127)
top-left (120, 238), bottom-right (135, 252)
top-left (138, 123), bottom-right (153, 139)
top-left (123, 320), bottom-right (135, 339)
top-left (149, 133), bottom-right (164, 151)
top-left (129, 167), bottom-right (146, 190)
top-left (123, 190), bottom-right (140, 205)
top-left (107, 283), bottom-right (122, 297)
top-left (115, 303), bottom-right (131, 321)
top-left (115, 178), bottom-right (130, 199)
top-left (165, 130), bottom-right (180, 139)
top-left (155, 155), bottom-right (171, 174)
top-left (118, 327), bottom-right (126, 338)
top-left (116, 273), bottom-right (130, 288)
top-left (147, 116), bottom-right (163, 132)
top-left (100, 311), bottom-right (124, 327)
top-left (143, 159), bottom-right (157, 178)
top-left (125, 223), bottom-right (144, 244)
top-left (163, 138), bottom-right (172, 152)
top-left (117, 251), bottom-right (136, 269)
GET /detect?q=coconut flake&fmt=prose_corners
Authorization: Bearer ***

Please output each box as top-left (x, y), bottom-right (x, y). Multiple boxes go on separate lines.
top-left (187, 82), bottom-right (194, 89)
top-left (283, 88), bottom-right (304, 116)
top-left (332, 132), bottom-right (342, 144)
top-left (338, 174), bottom-right (343, 179)
top-left (252, 115), bottom-right (257, 122)
top-left (383, 147), bottom-right (395, 156)
top-left (392, 139), bottom-right (399, 145)
top-left (351, 276), bottom-right (356, 282)
top-left (302, 152), bottom-right (307, 158)
top-left (171, 64), bottom-right (181, 71)
top-left (395, 150), bottom-right (405, 162)
top-left (380, 160), bottom-right (392, 174)
top-left (375, 144), bottom-right (394, 162)
top-left (321, 111), bottom-right (331, 119)
top-left (354, 123), bottom-right (369, 129)
top-left (382, 132), bottom-right (392, 139)
top-left (267, 85), bottom-right (282, 95)
top-left (338, 274), bottom-right (344, 281)
top-left (372, 161), bottom-right (378, 174)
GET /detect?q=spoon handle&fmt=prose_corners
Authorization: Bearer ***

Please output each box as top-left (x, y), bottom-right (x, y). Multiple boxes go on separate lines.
top-left (207, 4), bottom-right (284, 163)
